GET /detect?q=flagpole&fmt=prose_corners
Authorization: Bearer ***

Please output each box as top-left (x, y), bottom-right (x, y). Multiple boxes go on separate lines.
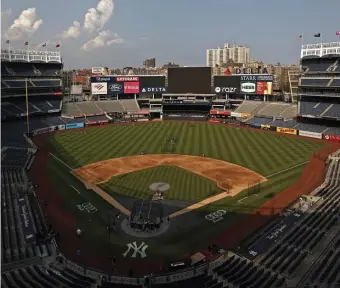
top-left (25, 78), bottom-right (30, 134)
top-left (7, 41), bottom-right (11, 61)
top-left (45, 43), bottom-right (48, 62)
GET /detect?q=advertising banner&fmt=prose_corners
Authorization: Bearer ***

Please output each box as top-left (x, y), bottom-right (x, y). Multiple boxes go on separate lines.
top-left (323, 134), bottom-right (340, 142)
top-left (252, 123), bottom-right (261, 128)
top-left (18, 198), bottom-right (35, 243)
top-left (256, 81), bottom-right (273, 95)
top-left (116, 76), bottom-right (139, 82)
top-left (209, 110), bottom-right (231, 116)
top-left (32, 127), bottom-right (51, 136)
top-left (48, 109), bottom-right (60, 113)
top-left (230, 112), bottom-right (240, 117)
top-left (92, 67), bottom-right (104, 75)
top-left (66, 122), bottom-right (84, 129)
top-left (240, 113), bottom-right (252, 118)
top-left (277, 127), bottom-right (297, 135)
top-left (85, 120), bottom-right (109, 126)
top-left (213, 75), bottom-right (273, 95)
top-left (299, 130), bottom-right (322, 139)
top-left (140, 87), bottom-right (167, 93)
top-left (124, 82), bottom-right (140, 93)
top-left (58, 124), bottom-right (66, 130)
top-left (108, 83), bottom-right (124, 94)
top-left (91, 82), bottom-right (107, 95)
top-left (240, 82), bottom-right (256, 94)
top-left (261, 124), bottom-right (271, 130)
top-left (90, 76), bottom-right (114, 83)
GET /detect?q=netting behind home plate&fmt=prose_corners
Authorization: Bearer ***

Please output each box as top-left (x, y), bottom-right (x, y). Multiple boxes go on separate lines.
top-left (129, 199), bottom-right (163, 231)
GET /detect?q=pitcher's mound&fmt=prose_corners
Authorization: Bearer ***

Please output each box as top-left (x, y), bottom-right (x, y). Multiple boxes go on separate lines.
top-left (149, 183), bottom-right (170, 192)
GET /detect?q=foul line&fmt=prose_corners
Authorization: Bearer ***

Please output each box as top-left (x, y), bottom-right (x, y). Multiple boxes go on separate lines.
top-left (237, 196), bottom-right (248, 204)
top-left (71, 185), bottom-right (81, 195)
top-left (50, 153), bottom-right (74, 171)
top-left (265, 161), bottom-right (309, 179)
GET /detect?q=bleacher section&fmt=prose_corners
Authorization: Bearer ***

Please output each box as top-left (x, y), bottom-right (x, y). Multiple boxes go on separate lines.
top-left (300, 102), bottom-right (331, 117)
top-left (3, 79), bottom-right (61, 88)
top-left (300, 78), bottom-right (330, 86)
top-left (331, 78), bottom-right (340, 87)
top-left (62, 100), bottom-right (140, 116)
top-left (1, 100), bottom-right (61, 117)
top-left (1, 63), bottom-right (62, 77)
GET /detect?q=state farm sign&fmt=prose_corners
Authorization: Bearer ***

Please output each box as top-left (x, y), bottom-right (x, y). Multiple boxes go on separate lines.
top-left (116, 76), bottom-right (139, 82)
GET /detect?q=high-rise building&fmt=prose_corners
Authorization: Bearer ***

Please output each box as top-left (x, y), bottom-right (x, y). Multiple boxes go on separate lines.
top-left (143, 58), bottom-right (156, 68)
top-left (206, 43), bottom-right (251, 67)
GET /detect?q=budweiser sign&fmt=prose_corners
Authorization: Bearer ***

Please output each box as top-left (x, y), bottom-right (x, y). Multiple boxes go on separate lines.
top-left (116, 76), bottom-right (139, 82)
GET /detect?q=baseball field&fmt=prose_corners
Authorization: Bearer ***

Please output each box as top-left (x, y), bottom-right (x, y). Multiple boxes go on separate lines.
top-left (35, 121), bottom-right (327, 266)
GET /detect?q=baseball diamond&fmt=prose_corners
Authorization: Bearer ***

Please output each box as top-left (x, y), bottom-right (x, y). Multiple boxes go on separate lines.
top-left (39, 121), bottom-right (329, 263)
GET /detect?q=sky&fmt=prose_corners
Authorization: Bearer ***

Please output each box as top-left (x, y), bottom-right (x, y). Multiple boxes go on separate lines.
top-left (1, 0), bottom-right (340, 69)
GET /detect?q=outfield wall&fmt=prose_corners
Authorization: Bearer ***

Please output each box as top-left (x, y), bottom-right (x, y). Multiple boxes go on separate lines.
top-left (31, 117), bottom-right (340, 143)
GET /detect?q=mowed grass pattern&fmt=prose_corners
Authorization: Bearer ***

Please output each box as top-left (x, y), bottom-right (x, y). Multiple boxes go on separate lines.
top-left (100, 165), bottom-right (222, 201)
top-left (50, 122), bottom-right (325, 176)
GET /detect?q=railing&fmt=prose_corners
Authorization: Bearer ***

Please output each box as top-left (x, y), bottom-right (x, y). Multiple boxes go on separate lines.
top-left (1, 49), bottom-right (61, 63)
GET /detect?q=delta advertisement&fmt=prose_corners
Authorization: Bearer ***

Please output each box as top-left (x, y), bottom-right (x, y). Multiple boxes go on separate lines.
top-left (277, 127), bottom-right (297, 135)
top-left (213, 75), bottom-right (273, 95)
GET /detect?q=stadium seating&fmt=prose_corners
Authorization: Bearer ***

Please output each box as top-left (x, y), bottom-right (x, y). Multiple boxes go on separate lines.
top-left (300, 101), bottom-right (331, 117)
top-left (300, 78), bottom-right (330, 86)
top-left (3, 80), bottom-right (34, 88)
top-left (246, 116), bottom-right (273, 125)
top-left (1, 168), bottom-right (53, 264)
top-left (293, 123), bottom-right (328, 133)
top-left (86, 115), bottom-right (109, 122)
top-left (330, 78), bottom-right (340, 87)
top-left (95, 100), bottom-right (124, 113)
top-left (75, 102), bottom-right (102, 115)
top-left (322, 104), bottom-right (340, 119)
top-left (279, 104), bottom-right (298, 118)
top-left (31, 80), bottom-right (61, 87)
top-left (1, 63), bottom-right (62, 77)
top-left (268, 119), bottom-right (298, 128)
top-left (235, 101), bottom-right (265, 114)
top-left (325, 127), bottom-right (340, 135)
top-left (120, 99), bottom-right (140, 112)
top-left (257, 103), bottom-right (292, 117)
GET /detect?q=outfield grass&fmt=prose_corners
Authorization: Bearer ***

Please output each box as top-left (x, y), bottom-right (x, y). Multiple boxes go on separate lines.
top-left (49, 122), bottom-right (325, 176)
top-left (45, 122), bottom-right (327, 259)
top-left (100, 165), bottom-right (222, 201)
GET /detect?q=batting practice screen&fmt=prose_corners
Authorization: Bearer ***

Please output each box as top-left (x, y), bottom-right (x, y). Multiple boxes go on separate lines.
top-left (167, 67), bottom-right (212, 94)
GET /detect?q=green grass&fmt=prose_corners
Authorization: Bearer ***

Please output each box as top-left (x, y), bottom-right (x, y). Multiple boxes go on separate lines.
top-left (44, 122), bottom-right (327, 259)
top-left (49, 122), bottom-right (324, 177)
top-left (100, 165), bottom-right (222, 201)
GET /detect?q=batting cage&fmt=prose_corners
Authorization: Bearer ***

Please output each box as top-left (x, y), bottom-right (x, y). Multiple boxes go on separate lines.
top-left (129, 199), bottom-right (164, 231)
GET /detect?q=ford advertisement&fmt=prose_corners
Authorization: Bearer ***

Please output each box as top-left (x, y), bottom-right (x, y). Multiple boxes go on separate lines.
top-left (108, 83), bottom-right (124, 94)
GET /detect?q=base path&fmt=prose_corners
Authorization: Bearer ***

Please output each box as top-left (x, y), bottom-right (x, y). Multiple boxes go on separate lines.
top-left (72, 154), bottom-right (266, 217)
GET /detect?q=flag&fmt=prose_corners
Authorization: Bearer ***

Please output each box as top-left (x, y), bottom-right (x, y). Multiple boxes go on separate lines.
top-left (314, 33), bottom-right (321, 37)
top-left (296, 35), bottom-right (302, 40)
top-left (6, 40), bottom-right (10, 44)
top-left (25, 41), bottom-right (28, 45)
top-left (56, 44), bottom-right (60, 48)
top-left (42, 43), bottom-right (46, 47)
top-left (336, 31), bottom-right (340, 36)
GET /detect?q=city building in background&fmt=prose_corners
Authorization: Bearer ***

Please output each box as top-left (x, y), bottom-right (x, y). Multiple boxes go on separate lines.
top-left (206, 43), bottom-right (252, 67)
top-left (143, 58), bottom-right (156, 68)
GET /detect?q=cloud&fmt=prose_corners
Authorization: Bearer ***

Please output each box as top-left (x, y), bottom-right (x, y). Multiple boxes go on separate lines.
top-left (62, 21), bottom-right (81, 39)
top-left (1, 8), bottom-right (12, 17)
top-left (81, 30), bottom-right (125, 51)
top-left (6, 8), bottom-right (43, 40)
top-left (84, 0), bottom-right (114, 33)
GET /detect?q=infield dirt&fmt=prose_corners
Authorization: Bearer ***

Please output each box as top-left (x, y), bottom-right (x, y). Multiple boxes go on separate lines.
top-left (72, 154), bottom-right (266, 217)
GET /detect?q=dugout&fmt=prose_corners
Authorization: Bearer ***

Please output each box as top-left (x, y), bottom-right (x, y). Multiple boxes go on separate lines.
top-left (129, 199), bottom-right (164, 231)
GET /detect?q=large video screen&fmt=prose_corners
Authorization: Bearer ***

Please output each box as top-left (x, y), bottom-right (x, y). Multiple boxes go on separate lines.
top-left (167, 67), bottom-right (212, 94)
top-left (139, 76), bottom-right (165, 88)
top-left (213, 75), bottom-right (273, 95)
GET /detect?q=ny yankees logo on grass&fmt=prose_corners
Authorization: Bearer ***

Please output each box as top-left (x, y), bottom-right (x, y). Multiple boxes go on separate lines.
top-left (122, 241), bottom-right (148, 258)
